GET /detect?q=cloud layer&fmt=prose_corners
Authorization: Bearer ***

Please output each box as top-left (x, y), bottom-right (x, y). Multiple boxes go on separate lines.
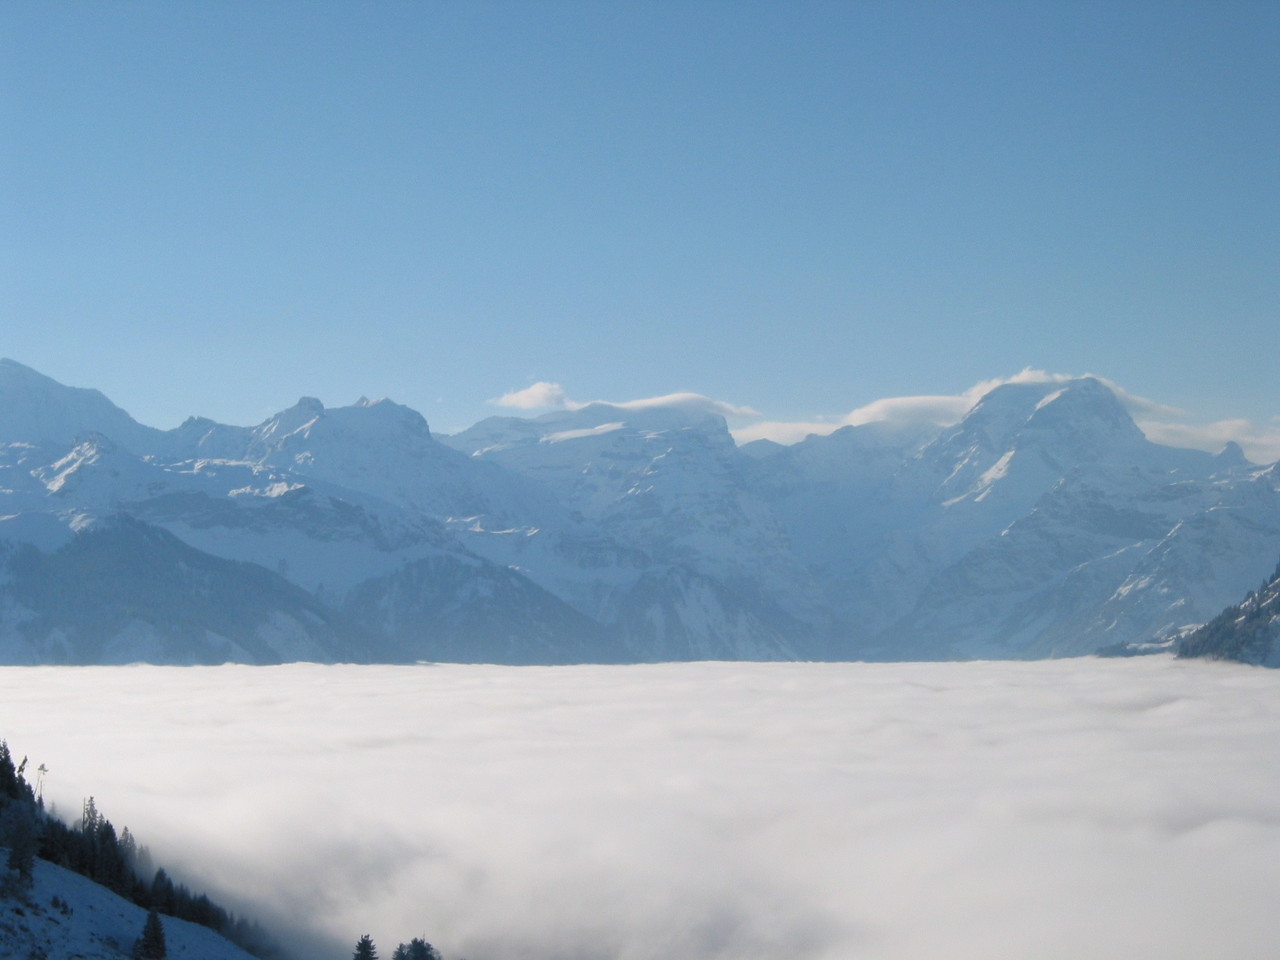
top-left (2, 659), bottom-right (1279, 960)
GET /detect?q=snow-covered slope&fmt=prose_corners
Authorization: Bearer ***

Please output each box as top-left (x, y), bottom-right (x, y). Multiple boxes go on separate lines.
top-left (0, 857), bottom-right (258, 960)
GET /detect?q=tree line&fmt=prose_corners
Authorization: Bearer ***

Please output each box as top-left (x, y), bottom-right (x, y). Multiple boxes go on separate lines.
top-left (0, 738), bottom-right (278, 958)
top-left (352, 933), bottom-right (445, 960)
top-left (1178, 555), bottom-right (1280, 663)
top-left (3, 738), bottom-right (457, 960)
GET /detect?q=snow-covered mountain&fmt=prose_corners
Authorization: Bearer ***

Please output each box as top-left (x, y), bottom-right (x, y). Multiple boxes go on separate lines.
top-left (447, 402), bottom-right (825, 657)
top-left (0, 361), bottom-right (610, 664)
top-left (2, 359), bottom-right (1277, 664)
top-left (741, 377), bottom-right (1280, 658)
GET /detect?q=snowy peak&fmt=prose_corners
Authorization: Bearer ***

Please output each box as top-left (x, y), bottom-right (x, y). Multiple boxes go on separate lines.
top-left (0, 358), bottom-right (160, 453)
top-left (949, 377), bottom-right (1142, 460)
top-left (1019, 377), bottom-right (1147, 458)
top-left (253, 395), bottom-right (327, 445)
top-left (1214, 440), bottom-right (1251, 469)
top-left (251, 395), bottom-right (432, 454)
top-left (442, 415), bottom-right (543, 456)
top-left (316, 395), bottom-right (433, 441)
top-left (917, 378), bottom-right (1154, 507)
top-left (166, 415), bottom-right (254, 461)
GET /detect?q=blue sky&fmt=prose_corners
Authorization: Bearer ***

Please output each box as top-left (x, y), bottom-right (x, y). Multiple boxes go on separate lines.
top-left (3, 2), bottom-right (1277, 456)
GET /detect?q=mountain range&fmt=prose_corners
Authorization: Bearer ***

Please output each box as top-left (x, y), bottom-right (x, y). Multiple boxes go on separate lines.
top-left (2, 358), bottom-right (1277, 665)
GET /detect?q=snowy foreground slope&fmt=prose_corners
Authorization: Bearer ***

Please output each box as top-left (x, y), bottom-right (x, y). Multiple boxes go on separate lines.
top-left (0, 857), bottom-right (256, 960)
top-left (2, 358), bottom-right (1278, 663)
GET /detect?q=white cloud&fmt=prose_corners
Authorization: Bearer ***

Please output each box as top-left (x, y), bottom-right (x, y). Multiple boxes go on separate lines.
top-left (843, 393), bottom-right (975, 427)
top-left (3, 660), bottom-right (1280, 960)
top-left (492, 383), bottom-right (760, 420)
top-left (601, 392), bottom-right (760, 420)
top-left (1138, 418), bottom-right (1280, 464)
top-left (491, 381), bottom-right (572, 410)
top-left (733, 420), bottom-right (838, 445)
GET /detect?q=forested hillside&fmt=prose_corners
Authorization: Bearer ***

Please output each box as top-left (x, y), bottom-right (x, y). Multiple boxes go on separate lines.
top-left (1178, 558), bottom-right (1280, 666)
top-left (0, 739), bottom-right (276, 958)
top-left (0, 738), bottom-right (454, 960)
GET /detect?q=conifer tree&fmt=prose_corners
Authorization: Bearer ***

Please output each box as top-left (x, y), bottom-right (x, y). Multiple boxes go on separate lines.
top-left (0, 743), bottom-right (12, 802)
top-left (151, 867), bottom-right (177, 914)
top-left (2, 804), bottom-right (37, 890)
top-left (393, 937), bottom-right (441, 960)
top-left (132, 907), bottom-right (167, 959)
top-left (353, 934), bottom-right (379, 960)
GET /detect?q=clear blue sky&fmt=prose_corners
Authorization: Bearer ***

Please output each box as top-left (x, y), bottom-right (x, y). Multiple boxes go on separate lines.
top-left (2, 2), bottom-right (1277, 446)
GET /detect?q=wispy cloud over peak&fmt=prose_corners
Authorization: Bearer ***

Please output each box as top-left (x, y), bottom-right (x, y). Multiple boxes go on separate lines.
top-left (968, 368), bottom-right (1191, 423)
top-left (1137, 417), bottom-right (1280, 464)
top-left (494, 374), bottom-right (1277, 463)
top-left (600, 392), bottom-right (760, 419)
top-left (492, 383), bottom-right (759, 420)
top-left (843, 393), bottom-right (973, 428)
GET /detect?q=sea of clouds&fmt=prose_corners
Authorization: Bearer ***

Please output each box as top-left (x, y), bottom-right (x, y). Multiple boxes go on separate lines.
top-left (1, 657), bottom-right (1278, 960)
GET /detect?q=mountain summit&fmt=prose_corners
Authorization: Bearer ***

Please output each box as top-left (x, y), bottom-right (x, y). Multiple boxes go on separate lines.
top-left (0, 358), bottom-right (160, 452)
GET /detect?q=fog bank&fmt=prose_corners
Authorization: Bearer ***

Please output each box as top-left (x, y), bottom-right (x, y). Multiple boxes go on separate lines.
top-left (1, 658), bottom-right (1278, 959)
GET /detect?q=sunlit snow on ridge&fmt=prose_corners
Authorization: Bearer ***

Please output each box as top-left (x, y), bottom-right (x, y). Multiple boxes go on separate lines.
top-left (540, 421), bottom-right (626, 444)
top-left (1, 658), bottom-right (1279, 960)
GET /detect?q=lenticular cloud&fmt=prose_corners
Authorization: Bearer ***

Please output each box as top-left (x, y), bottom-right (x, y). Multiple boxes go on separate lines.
top-left (2, 658), bottom-right (1278, 960)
